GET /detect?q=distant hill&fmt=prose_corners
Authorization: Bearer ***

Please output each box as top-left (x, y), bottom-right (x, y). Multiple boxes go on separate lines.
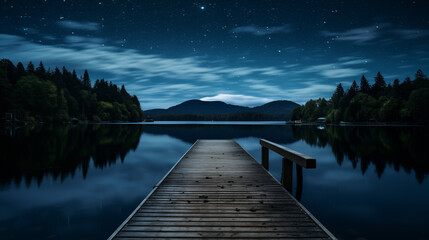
top-left (145, 100), bottom-right (299, 121)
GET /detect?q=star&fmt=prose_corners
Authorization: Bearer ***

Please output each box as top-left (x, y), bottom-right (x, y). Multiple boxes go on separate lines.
top-left (200, 6), bottom-right (205, 10)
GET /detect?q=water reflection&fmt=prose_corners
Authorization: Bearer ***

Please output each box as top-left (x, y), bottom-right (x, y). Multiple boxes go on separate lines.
top-left (143, 124), bottom-right (296, 144)
top-left (291, 125), bottom-right (429, 183)
top-left (1, 123), bottom-right (428, 240)
top-left (0, 124), bottom-right (143, 189)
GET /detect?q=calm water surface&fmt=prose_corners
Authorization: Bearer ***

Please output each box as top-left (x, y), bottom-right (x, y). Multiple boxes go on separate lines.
top-left (0, 123), bottom-right (428, 240)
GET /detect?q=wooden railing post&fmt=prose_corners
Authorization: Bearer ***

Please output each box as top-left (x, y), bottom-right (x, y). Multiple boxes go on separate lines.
top-left (262, 146), bottom-right (269, 170)
top-left (260, 139), bottom-right (316, 198)
top-left (281, 157), bottom-right (293, 193)
top-left (296, 165), bottom-right (303, 201)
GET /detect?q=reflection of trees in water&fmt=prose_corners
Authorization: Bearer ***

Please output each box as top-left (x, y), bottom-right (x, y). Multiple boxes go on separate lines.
top-left (0, 124), bottom-right (143, 188)
top-left (143, 125), bottom-right (296, 144)
top-left (291, 126), bottom-right (429, 183)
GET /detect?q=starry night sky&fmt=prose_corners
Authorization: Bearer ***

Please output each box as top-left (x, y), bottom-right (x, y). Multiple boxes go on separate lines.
top-left (1, 0), bottom-right (429, 109)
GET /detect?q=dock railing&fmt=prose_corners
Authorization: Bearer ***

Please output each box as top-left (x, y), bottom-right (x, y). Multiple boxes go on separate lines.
top-left (260, 139), bottom-right (316, 200)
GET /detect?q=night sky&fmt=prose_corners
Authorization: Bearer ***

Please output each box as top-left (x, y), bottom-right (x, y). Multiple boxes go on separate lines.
top-left (1, 0), bottom-right (429, 109)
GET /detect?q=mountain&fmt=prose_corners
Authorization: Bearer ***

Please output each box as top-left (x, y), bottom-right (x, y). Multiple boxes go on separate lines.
top-left (145, 100), bottom-right (299, 121)
top-left (253, 101), bottom-right (299, 119)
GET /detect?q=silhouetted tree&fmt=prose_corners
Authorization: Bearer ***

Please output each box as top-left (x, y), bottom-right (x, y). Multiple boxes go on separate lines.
top-left (27, 61), bottom-right (35, 73)
top-left (83, 69), bottom-right (91, 88)
top-left (372, 72), bottom-right (386, 97)
top-left (415, 69), bottom-right (426, 80)
top-left (16, 62), bottom-right (26, 82)
top-left (360, 75), bottom-right (370, 94)
top-left (35, 61), bottom-right (46, 78)
top-left (347, 80), bottom-right (359, 97)
top-left (331, 83), bottom-right (344, 108)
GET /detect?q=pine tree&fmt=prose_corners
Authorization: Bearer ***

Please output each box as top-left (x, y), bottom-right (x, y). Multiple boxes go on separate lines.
top-left (331, 83), bottom-right (344, 108)
top-left (62, 66), bottom-right (69, 75)
top-left (393, 78), bottom-right (400, 89)
top-left (372, 72), bottom-right (386, 97)
top-left (72, 70), bottom-right (78, 80)
top-left (360, 75), bottom-right (370, 94)
top-left (27, 61), bottom-right (35, 73)
top-left (15, 62), bottom-right (26, 83)
top-left (120, 84), bottom-right (128, 95)
top-left (415, 69), bottom-right (426, 80)
top-left (374, 72), bottom-right (386, 89)
top-left (335, 83), bottom-right (344, 97)
top-left (36, 61), bottom-right (45, 73)
top-left (35, 61), bottom-right (46, 78)
top-left (349, 80), bottom-right (359, 95)
top-left (16, 62), bottom-right (25, 76)
top-left (83, 69), bottom-right (91, 88)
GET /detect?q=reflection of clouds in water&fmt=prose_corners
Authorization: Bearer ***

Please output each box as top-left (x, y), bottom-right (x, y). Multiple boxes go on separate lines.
top-left (235, 137), bottom-right (260, 154)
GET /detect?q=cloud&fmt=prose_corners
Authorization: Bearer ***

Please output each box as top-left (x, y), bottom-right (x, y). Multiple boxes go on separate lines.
top-left (393, 29), bottom-right (429, 39)
top-left (322, 23), bottom-right (429, 45)
top-left (338, 56), bottom-right (371, 66)
top-left (297, 63), bottom-right (366, 78)
top-left (138, 84), bottom-right (208, 96)
top-left (201, 94), bottom-right (273, 106)
top-left (294, 57), bottom-right (370, 79)
top-left (283, 83), bottom-right (336, 104)
top-left (248, 83), bottom-right (285, 96)
top-left (0, 33), bottom-right (285, 84)
top-left (322, 25), bottom-right (380, 44)
top-left (57, 20), bottom-right (100, 31)
top-left (319, 68), bottom-right (365, 78)
top-left (321, 24), bottom-right (387, 44)
top-left (232, 24), bottom-right (292, 36)
top-left (64, 35), bottom-right (104, 44)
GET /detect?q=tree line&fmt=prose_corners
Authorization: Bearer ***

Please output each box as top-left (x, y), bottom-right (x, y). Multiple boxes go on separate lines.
top-left (291, 70), bottom-right (429, 124)
top-left (0, 59), bottom-right (144, 122)
top-left (151, 112), bottom-right (283, 121)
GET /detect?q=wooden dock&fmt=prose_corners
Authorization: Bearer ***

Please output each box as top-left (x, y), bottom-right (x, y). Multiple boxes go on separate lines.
top-left (109, 139), bottom-right (336, 239)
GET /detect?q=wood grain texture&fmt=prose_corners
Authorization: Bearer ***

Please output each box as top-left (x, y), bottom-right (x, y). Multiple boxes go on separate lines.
top-left (109, 139), bottom-right (335, 239)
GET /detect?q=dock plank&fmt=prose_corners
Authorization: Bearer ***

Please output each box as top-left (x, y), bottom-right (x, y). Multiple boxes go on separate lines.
top-left (109, 139), bottom-right (335, 239)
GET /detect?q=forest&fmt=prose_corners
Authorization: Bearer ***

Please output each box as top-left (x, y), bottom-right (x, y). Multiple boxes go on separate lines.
top-left (0, 59), bottom-right (144, 122)
top-left (291, 70), bottom-right (429, 124)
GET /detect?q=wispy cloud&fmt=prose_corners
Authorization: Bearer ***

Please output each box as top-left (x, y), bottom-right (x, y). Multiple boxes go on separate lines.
top-left (0, 34), bottom-right (285, 84)
top-left (57, 20), bottom-right (100, 31)
top-left (338, 56), bottom-right (371, 65)
top-left (393, 29), bottom-right (429, 39)
top-left (319, 68), bottom-right (365, 78)
top-left (322, 23), bottom-right (429, 45)
top-left (201, 94), bottom-right (273, 107)
top-left (283, 83), bottom-right (336, 104)
top-left (64, 35), bottom-right (104, 44)
top-left (232, 24), bottom-right (292, 36)
top-left (296, 63), bottom-right (367, 78)
top-left (248, 83), bottom-right (285, 96)
top-left (321, 24), bottom-right (388, 44)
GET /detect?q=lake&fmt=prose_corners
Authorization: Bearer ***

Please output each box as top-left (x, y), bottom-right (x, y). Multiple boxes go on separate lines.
top-left (0, 122), bottom-right (428, 239)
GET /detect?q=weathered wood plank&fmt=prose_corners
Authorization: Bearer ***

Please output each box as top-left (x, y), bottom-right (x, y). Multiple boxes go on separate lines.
top-left (115, 231), bottom-right (330, 238)
top-left (109, 139), bottom-right (335, 240)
